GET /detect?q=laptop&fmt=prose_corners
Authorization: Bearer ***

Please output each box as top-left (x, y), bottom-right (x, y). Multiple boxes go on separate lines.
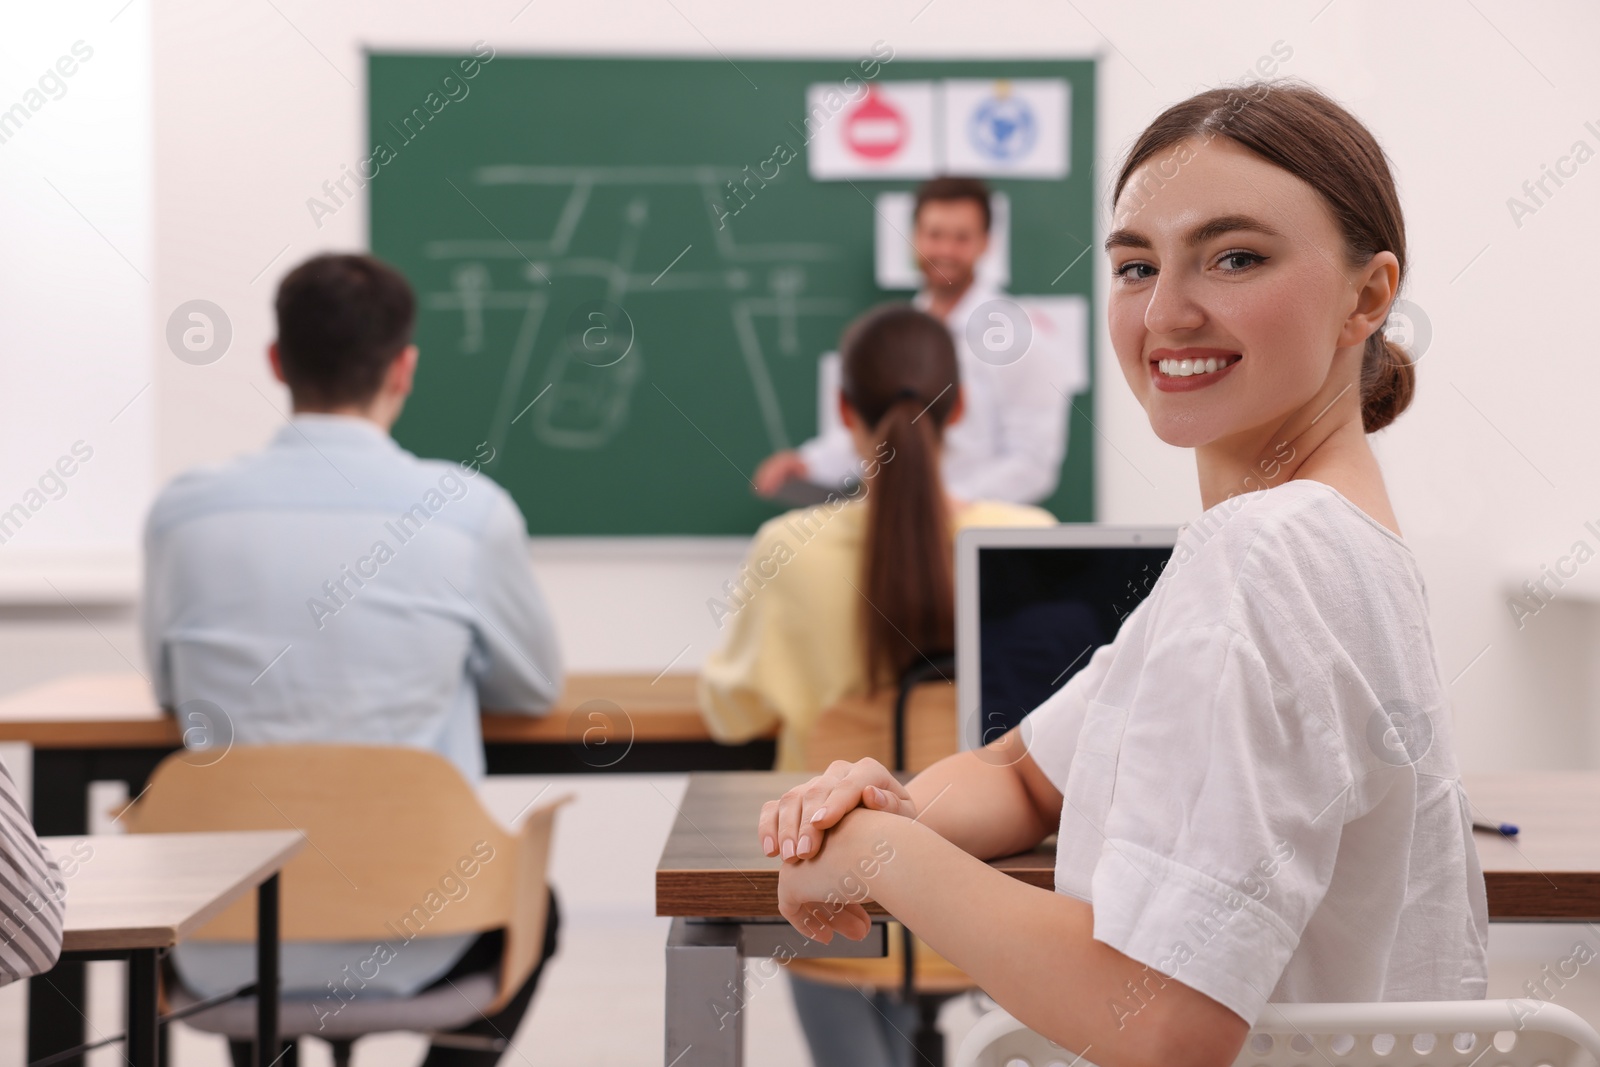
top-left (955, 524), bottom-right (1179, 751)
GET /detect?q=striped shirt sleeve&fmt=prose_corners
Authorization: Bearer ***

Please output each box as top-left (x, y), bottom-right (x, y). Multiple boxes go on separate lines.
top-left (0, 757), bottom-right (65, 985)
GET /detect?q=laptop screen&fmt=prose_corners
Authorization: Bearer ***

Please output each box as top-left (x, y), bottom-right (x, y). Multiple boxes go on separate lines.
top-left (957, 528), bottom-right (1176, 749)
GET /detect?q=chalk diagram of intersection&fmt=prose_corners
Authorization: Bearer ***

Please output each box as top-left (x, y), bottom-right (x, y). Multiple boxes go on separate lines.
top-left (423, 165), bottom-right (848, 456)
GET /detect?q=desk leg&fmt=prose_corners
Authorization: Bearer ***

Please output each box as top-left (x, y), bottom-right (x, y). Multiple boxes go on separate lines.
top-left (28, 748), bottom-right (91, 1065)
top-left (127, 949), bottom-right (159, 1067)
top-left (27, 969), bottom-right (87, 1067)
top-left (256, 874), bottom-right (280, 1067)
top-left (665, 919), bottom-right (743, 1067)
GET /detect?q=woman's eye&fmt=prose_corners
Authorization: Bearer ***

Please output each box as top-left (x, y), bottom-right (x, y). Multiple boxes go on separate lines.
top-left (1112, 262), bottom-right (1155, 281)
top-left (1218, 251), bottom-right (1264, 272)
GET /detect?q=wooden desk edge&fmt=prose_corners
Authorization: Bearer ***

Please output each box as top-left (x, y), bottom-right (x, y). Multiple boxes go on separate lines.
top-left (654, 858), bottom-right (1600, 923)
top-left (171, 831), bottom-right (306, 944)
top-left (0, 671), bottom-right (777, 747)
top-left (11, 720), bottom-right (181, 748)
top-left (45, 831), bottom-right (306, 951)
top-left (60, 926), bottom-right (173, 954)
top-left (654, 859), bottom-right (1055, 918)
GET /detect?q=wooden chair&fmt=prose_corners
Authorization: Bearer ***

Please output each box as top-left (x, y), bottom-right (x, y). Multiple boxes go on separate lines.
top-left (803, 659), bottom-right (960, 776)
top-left (789, 655), bottom-right (971, 1066)
top-left (118, 744), bottom-right (568, 1066)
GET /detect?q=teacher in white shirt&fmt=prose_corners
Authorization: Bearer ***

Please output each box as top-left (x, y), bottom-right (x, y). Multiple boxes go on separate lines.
top-left (752, 176), bottom-right (1072, 505)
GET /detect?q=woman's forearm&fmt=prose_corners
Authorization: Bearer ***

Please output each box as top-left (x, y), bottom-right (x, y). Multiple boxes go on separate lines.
top-left (765, 732), bottom-right (1058, 866)
top-left (903, 744), bottom-right (1058, 859)
top-left (825, 808), bottom-right (1247, 1067)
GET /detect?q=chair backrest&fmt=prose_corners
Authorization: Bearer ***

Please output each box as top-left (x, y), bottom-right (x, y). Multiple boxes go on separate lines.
top-left (805, 679), bottom-right (957, 774)
top-left (955, 1002), bottom-right (1600, 1067)
top-left (121, 744), bottom-right (523, 943)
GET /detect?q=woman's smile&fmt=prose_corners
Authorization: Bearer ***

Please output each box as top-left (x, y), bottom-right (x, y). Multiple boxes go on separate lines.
top-left (1150, 347), bottom-right (1243, 391)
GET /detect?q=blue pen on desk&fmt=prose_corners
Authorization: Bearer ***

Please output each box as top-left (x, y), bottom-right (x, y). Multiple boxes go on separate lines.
top-left (1472, 818), bottom-right (1519, 837)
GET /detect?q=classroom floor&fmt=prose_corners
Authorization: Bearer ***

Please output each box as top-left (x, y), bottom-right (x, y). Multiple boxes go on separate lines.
top-left (0, 770), bottom-right (1597, 1066)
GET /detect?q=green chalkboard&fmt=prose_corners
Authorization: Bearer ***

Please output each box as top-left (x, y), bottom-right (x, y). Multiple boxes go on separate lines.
top-left (369, 52), bottom-right (1097, 535)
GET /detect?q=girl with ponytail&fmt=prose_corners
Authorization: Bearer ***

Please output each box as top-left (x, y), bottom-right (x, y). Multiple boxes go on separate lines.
top-left (701, 303), bottom-right (1052, 772)
top-left (758, 81), bottom-right (1486, 1067)
top-left (847, 307), bottom-right (969, 689)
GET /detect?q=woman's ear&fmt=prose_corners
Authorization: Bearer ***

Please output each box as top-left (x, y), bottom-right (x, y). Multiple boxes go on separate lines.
top-left (837, 390), bottom-right (857, 430)
top-left (1339, 250), bottom-right (1400, 349)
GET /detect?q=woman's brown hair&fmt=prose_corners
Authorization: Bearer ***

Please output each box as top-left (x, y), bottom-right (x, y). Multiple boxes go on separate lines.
top-left (840, 305), bottom-right (961, 687)
top-left (1112, 80), bottom-right (1414, 432)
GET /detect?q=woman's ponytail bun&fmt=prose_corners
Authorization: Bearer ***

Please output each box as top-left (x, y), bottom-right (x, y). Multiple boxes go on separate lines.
top-left (1360, 331), bottom-right (1415, 434)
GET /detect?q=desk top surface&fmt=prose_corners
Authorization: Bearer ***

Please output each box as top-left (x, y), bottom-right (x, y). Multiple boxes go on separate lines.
top-left (40, 830), bottom-right (304, 952)
top-left (656, 771), bottom-right (1600, 922)
top-left (0, 670), bottom-right (732, 747)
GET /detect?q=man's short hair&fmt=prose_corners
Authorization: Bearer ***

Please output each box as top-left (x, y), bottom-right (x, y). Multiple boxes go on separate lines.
top-left (913, 176), bottom-right (992, 233)
top-left (274, 254), bottom-right (416, 408)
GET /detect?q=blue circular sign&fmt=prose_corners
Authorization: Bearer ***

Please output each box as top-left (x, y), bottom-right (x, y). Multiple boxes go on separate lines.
top-left (970, 95), bottom-right (1037, 161)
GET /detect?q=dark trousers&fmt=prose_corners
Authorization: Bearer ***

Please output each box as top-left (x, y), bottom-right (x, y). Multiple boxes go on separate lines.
top-left (228, 889), bottom-right (562, 1067)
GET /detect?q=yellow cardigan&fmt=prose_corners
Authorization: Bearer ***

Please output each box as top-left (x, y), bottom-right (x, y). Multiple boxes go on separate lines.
top-left (699, 497), bottom-right (1055, 770)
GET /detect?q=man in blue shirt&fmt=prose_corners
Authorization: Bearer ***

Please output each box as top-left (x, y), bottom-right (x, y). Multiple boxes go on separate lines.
top-left (144, 253), bottom-right (563, 1067)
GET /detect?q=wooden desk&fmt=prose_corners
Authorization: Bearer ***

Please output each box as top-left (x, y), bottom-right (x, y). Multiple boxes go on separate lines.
top-left (1461, 771), bottom-right (1600, 920)
top-left (0, 668), bottom-right (774, 834)
top-left (2, 670), bottom-right (771, 1065)
top-left (0, 669), bottom-right (740, 747)
top-left (655, 770), bottom-right (1600, 1066)
top-left (40, 831), bottom-right (304, 1067)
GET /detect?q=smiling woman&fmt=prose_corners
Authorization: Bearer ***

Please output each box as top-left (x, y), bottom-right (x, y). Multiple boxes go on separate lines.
top-left (759, 80), bottom-right (1486, 1067)
top-left (1107, 84), bottom-right (1416, 450)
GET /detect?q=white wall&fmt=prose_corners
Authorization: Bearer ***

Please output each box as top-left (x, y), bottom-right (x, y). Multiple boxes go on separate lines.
top-left (5, 0), bottom-right (1598, 773)
top-left (0, 3), bottom-right (152, 601)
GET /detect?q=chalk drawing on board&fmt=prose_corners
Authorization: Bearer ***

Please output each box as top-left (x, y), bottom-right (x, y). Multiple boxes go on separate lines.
top-left (696, 177), bottom-right (840, 263)
top-left (730, 292), bottom-right (851, 453)
top-left (770, 266), bottom-right (804, 354)
top-left (485, 293), bottom-right (548, 459)
top-left (424, 165), bottom-right (848, 456)
top-left (527, 194), bottom-right (649, 451)
top-left (451, 263), bottom-right (490, 352)
top-left (425, 175), bottom-right (595, 260)
top-left (535, 344), bottom-right (645, 451)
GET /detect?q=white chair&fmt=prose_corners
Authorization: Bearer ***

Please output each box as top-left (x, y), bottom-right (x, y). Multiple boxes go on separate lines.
top-left (955, 1000), bottom-right (1600, 1067)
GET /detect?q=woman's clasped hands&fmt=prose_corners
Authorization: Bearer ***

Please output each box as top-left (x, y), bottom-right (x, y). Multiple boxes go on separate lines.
top-left (757, 758), bottom-right (917, 944)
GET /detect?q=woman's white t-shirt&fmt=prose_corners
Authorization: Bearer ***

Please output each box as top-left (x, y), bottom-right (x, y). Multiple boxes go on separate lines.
top-left (1023, 479), bottom-right (1489, 1024)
